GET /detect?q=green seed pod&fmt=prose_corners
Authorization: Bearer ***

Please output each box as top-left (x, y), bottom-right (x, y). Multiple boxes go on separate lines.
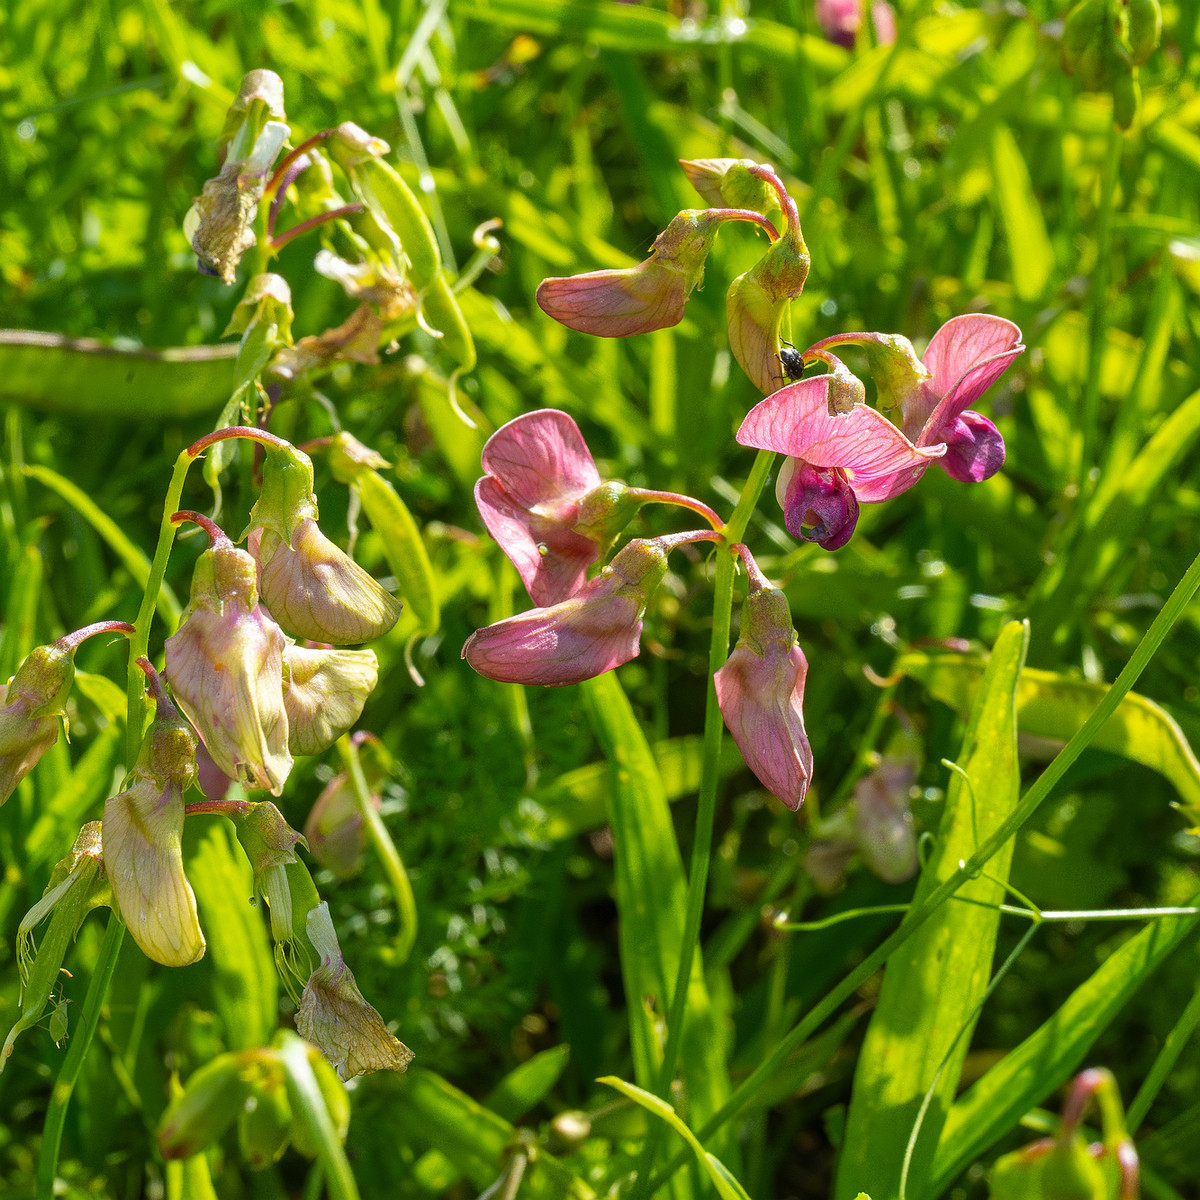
top-left (238, 1077), bottom-right (294, 1169)
top-left (1126, 0), bottom-right (1161, 64)
top-left (1112, 70), bottom-right (1140, 130)
top-left (420, 272), bottom-right (477, 372)
top-left (1062, 0), bottom-right (1109, 77)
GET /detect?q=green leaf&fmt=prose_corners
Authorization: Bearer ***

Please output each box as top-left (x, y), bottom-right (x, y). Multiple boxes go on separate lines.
top-left (582, 672), bottom-right (733, 1165)
top-left (599, 1076), bottom-right (751, 1200)
top-left (990, 125), bottom-right (1053, 301)
top-left (897, 650), bottom-right (1200, 816)
top-left (0, 332), bottom-right (236, 419)
top-left (0, 540), bottom-right (42, 680)
top-left (23, 464), bottom-right (182, 628)
top-left (929, 897), bottom-right (1200, 1195)
top-left (836, 621), bottom-right (1029, 1200)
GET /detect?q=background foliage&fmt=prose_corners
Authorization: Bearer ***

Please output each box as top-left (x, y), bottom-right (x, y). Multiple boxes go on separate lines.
top-left (3, 0), bottom-right (1200, 1197)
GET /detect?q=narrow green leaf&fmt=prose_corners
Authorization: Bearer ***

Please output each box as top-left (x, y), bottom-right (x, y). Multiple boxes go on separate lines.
top-left (836, 621), bottom-right (1029, 1200)
top-left (355, 469), bottom-right (439, 634)
top-left (929, 896), bottom-right (1200, 1195)
top-left (898, 651), bottom-right (1200, 815)
top-left (0, 541), bottom-right (42, 680)
top-left (0, 332), bottom-right (236, 418)
top-left (188, 822), bottom-right (277, 1050)
top-left (599, 1076), bottom-right (751, 1200)
top-left (582, 672), bottom-right (733, 1162)
top-left (990, 125), bottom-right (1053, 301)
top-left (23, 464), bottom-right (181, 627)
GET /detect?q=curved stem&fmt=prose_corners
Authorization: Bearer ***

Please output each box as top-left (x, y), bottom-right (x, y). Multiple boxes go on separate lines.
top-left (712, 207), bottom-right (780, 241)
top-left (264, 129), bottom-right (336, 203)
top-left (337, 735), bottom-right (417, 963)
top-left (644, 541), bottom-right (1200, 1194)
top-left (187, 425), bottom-right (294, 458)
top-left (270, 203), bottom-right (365, 251)
top-left (630, 489), bottom-right (724, 531)
top-left (631, 449), bottom-right (775, 1195)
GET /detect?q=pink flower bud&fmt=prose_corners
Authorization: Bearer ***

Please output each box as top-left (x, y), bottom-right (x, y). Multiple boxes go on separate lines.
top-left (0, 644), bottom-right (74, 808)
top-left (103, 671), bottom-right (206, 967)
top-left (296, 902), bottom-right (414, 1080)
top-left (165, 540), bottom-right (293, 795)
top-left (714, 584), bottom-right (813, 810)
top-left (475, 409), bottom-right (642, 605)
top-left (462, 538), bottom-right (668, 686)
top-left (815, 0), bottom-right (864, 46)
top-left (537, 209), bottom-right (727, 337)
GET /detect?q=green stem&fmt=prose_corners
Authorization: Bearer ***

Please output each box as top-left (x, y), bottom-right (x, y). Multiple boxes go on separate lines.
top-left (35, 914), bottom-right (125, 1200)
top-left (337, 735), bottom-right (417, 963)
top-left (631, 449), bottom-right (774, 1193)
top-left (645, 544), bottom-right (1200, 1193)
top-left (1126, 981), bottom-right (1200, 1133)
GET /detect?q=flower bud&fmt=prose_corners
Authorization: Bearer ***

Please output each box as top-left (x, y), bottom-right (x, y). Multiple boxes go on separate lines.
top-left (815, 0), bottom-right (863, 46)
top-left (296, 902), bottom-right (414, 1080)
top-left (474, 409), bottom-right (643, 605)
top-left (852, 756), bottom-right (918, 883)
top-left (165, 538), bottom-right (293, 795)
top-left (103, 672), bottom-right (206, 967)
top-left (775, 458), bottom-right (860, 551)
top-left (158, 1055), bottom-right (253, 1159)
top-left (537, 209), bottom-right (728, 337)
top-left (714, 583), bottom-right (813, 810)
top-left (282, 645), bottom-right (378, 756)
top-left (462, 538), bottom-right (668, 686)
top-left (679, 158), bottom-right (777, 213)
top-left (248, 444), bottom-right (402, 644)
top-left (1, 644), bottom-right (74, 808)
top-left (303, 736), bottom-right (389, 879)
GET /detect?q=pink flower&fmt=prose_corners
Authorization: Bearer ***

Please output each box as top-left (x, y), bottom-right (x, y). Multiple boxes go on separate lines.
top-left (714, 583), bottom-right (813, 810)
top-left (462, 538), bottom-right (668, 686)
top-left (475, 410), bottom-right (641, 606)
top-left (815, 0), bottom-right (863, 46)
top-left (737, 315), bottom-right (1023, 545)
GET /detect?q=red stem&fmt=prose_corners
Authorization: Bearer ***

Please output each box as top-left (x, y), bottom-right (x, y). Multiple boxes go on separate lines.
top-left (269, 202), bottom-right (365, 251)
top-left (54, 620), bottom-right (136, 653)
top-left (730, 542), bottom-right (771, 592)
top-left (171, 509), bottom-right (231, 548)
top-left (713, 207), bottom-right (780, 242)
top-left (186, 425), bottom-right (294, 459)
top-left (654, 528), bottom-right (724, 553)
top-left (184, 799), bottom-right (254, 820)
top-left (264, 129), bottom-right (336, 201)
top-left (630, 489), bottom-right (724, 531)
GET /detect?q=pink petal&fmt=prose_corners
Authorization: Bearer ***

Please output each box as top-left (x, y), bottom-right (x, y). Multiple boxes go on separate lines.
top-left (480, 410), bottom-right (602, 510)
top-left (737, 377), bottom-right (944, 502)
top-left (536, 265), bottom-right (686, 337)
top-left (777, 459), bottom-right (859, 550)
top-left (474, 476), bottom-right (599, 606)
top-left (922, 315), bottom-right (1023, 399)
top-left (937, 411), bottom-right (1006, 483)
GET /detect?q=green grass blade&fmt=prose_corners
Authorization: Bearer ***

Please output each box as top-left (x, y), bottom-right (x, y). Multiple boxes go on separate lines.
top-left (990, 124), bottom-right (1054, 302)
top-left (835, 620), bottom-right (1029, 1200)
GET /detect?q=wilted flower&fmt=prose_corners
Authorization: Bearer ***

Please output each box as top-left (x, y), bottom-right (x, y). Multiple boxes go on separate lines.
top-left (737, 316), bottom-right (1023, 546)
top-left (304, 734), bottom-right (388, 878)
top-left (296, 902), bottom-right (414, 1080)
top-left (248, 444), bottom-right (402, 644)
top-left (475, 410), bottom-right (643, 606)
top-left (282, 645), bottom-right (378, 756)
top-left (714, 570), bottom-right (813, 810)
top-left (679, 157), bottom-right (778, 213)
top-left (165, 521), bottom-right (293, 795)
top-left (103, 663), bottom-right (205, 967)
top-left (462, 538), bottom-right (669, 686)
top-left (852, 755), bottom-right (918, 883)
top-left (2, 621), bottom-right (135, 807)
top-left (537, 209), bottom-right (732, 337)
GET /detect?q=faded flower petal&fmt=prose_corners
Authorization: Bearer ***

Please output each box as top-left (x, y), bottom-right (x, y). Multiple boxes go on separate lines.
top-left (282, 645), bottom-right (378, 756)
top-left (296, 903), bottom-right (414, 1080)
top-left (166, 542), bottom-right (292, 795)
top-left (0, 644), bottom-right (72, 808)
top-left (853, 757), bottom-right (918, 883)
top-left (255, 519), bottom-right (403, 645)
top-left (462, 538), bottom-right (668, 686)
top-left (714, 585), bottom-right (813, 810)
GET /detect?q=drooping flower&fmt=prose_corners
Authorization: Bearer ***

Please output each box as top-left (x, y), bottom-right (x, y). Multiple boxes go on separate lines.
top-left (536, 209), bottom-right (735, 337)
top-left (281, 644), bottom-right (378, 756)
top-left (1, 621), bottom-right (135, 807)
top-left (462, 537), bottom-right (669, 686)
top-left (304, 733), bottom-right (389, 879)
top-left (247, 443), bottom-right (402, 645)
top-left (103, 663), bottom-right (206, 967)
top-left (714, 564), bottom-right (813, 810)
top-left (679, 157), bottom-right (778, 214)
top-left (475, 410), bottom-right (643, 606)
top-left (296, 902), bottom-right (414, 1080)
top-left (737, 315), bottom-right (1023, 546)
top-left (165, 522), bottom-right (293, 795)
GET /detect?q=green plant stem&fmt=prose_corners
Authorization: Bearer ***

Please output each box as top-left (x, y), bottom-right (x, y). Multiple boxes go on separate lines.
top-left (630, 449), bottom-right (774, 1195)
top-left (1126, 979), bottom-right (1200, 1132)
top-left (35, 913), bottom-right (125, 1200)
top-left (337, 735), bottom-right (417, 962)
top-left (644, 544), bottom-right (1200, 1194)
top-left (1078, 122), bottom-right (1123, 491)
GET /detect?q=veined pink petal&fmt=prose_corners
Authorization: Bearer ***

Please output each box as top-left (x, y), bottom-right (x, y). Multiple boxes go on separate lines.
top-left (736, 376), bottom-right (945, 501)
top-left (480, 411), bottom-right (602, 510)
top-left (536, 263), bottom-right (687, 337)
top-left (922, 314), bottom-right (1023, 400)
top-left (474, 476), bottom-right (599, 607)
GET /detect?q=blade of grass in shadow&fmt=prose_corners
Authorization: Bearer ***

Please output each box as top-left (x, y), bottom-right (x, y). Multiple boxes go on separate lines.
top-left (581, 671), bottom-right (733, 1170)
top-left (835, 620), bottom-right (1029, 1200)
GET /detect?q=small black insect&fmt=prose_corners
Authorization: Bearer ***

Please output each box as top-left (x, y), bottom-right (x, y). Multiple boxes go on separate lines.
top-left (778, 342), bottom-right (805, 383)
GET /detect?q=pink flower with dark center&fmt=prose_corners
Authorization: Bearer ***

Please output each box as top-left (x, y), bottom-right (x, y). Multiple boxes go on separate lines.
top-left (475, 410), bottom-right (642, 606)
